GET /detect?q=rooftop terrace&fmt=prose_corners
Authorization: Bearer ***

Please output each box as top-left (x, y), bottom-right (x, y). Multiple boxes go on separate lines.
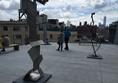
top-left (0, 43), bottom-right (118, 83)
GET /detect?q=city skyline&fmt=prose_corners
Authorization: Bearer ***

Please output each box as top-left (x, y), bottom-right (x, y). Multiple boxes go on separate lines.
top-left (0, 0), bottom-right (118, 26)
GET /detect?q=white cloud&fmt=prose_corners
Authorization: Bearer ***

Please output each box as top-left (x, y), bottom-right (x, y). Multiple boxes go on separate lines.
top-left (0, 9), bottom-right (18, 20)
top-left (41, 8), bottom-right (78, 19)
top-left (0, 0), bottom-right (12, 9)
top-left (0, 10), bottom-right (8, 20)
top-left (94, 1), bottom-right (107, 9)
top-left (0, 0), bottom-right (118, 26)
top-left (0, 0), bottom-right (20, 10)
top-left (9, 0), bottom-right (20, 10)
top-left (65, 3), bottom-right (71, 11)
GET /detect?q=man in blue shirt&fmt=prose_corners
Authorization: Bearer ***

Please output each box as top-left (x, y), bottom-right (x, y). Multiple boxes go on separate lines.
top-left (64, 28), bottom-right (71, 50)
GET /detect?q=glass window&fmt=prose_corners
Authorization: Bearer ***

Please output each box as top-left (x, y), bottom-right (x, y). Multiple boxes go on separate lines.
top-left (13, 26), bottom-right (20, 31)
top-left (13, 35), bottom-right (21, 39)
top-left (38, 24), bottom-right (43, 30)
top-left (25, 35), bottom-right (28, 38)
top-left (3, 26), bottom-right (8, 31)
top-left (25, 26), bottom-right (28, 32)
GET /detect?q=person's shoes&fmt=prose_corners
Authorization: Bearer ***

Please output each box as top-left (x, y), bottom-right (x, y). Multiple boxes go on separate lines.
top-left (1, 50), bottom-right (5, 52)
top-left (56, 49), bottom-right (59, 51)
top-left (64, 48), bottom-right (68, 50)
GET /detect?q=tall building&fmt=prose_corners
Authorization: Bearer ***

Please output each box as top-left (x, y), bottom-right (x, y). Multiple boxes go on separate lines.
top-left (99, 16), bottom-right (107, 28)
top-left (103, 16), bottom-right (106, 27)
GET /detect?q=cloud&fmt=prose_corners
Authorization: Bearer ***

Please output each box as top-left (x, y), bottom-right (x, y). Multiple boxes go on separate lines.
top-left (94, 1), bottom-right (107, 9)
top-left (91, 10), bottom-right (118, 26)
top-left (9, 0), bottom-right (20, 10)
top-left (37, 0), bottom-right (65, 9)
top-left (101, 0), bottom-right (118, 12)
top-left (0, 0), bottom-right (20, 10)
top-left (0, 0), bottom-right (118, 26)
top-left (0, 9), bottom-right (18, 20)
top-left (0, 10), bottom-right (7, 20)
top-left (41, 8), bottom-right (78, 19)
top-left (86, 0), bottom-right (108, 9)
top-left (0, 0), bottom-right (11, 9)
top-left (65, 3), bottom-right (71, 11)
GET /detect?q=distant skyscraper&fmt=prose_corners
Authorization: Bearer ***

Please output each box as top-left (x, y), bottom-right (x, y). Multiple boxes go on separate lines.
top-left (99, 16), bottom-right (107, 28)
top-left (103, 16), bottom-right (106, 27)
top-left (99, 22), bottom-right (104, 28)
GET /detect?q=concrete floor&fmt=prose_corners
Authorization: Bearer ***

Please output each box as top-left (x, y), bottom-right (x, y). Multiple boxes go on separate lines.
top-left (0, 43), bottom-right (118, 83)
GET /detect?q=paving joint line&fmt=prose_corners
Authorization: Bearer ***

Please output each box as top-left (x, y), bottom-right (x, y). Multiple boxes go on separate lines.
top-left (99, 60), bottom-right (103, 83)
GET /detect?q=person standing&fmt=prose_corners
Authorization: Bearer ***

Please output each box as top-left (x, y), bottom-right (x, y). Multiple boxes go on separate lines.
top-left (1, 35), bottom-right (10, 52)
top-left (64, 28), bottom-right (71, 50)
top-left (57, 30), bottom-right (64, 51)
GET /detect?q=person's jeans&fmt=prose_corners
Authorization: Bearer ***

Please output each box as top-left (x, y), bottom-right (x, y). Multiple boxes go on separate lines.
top-left (64, 38), bottom-right (69, 50)
top-left (57, 43), bottom-right (63, 51)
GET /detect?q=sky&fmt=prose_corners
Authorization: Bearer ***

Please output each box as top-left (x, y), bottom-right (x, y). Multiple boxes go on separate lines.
top-left (0, 0), bottom-right (118, 26)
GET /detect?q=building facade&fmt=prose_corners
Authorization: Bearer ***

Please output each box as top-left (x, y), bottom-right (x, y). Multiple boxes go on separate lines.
top-left (109, 21), bottom-right (118, 44)
top-left (77, 22), bottom-right (98, 40)
top-left (0, 19), bottom-right (77, 45)
top-left (0, 21), bottom-right (29, 45)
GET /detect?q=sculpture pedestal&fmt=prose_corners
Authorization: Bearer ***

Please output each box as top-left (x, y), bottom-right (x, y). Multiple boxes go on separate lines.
top-left (87, 54), bottom-right (103, 59)
top-left (13, 73), bottom-right (52, 83)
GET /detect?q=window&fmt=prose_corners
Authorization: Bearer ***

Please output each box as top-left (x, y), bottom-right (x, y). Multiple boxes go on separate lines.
top-left (3, 26), bottom-right (8, 31)
top-left (1, 35), bottom-right (8, 37)
top-left (13, 35), bottom-right (21, 39)
top-left (38, 24), bottom-right (43, 30)
top-left (25, 35), bottom-right (28, 38)
top-left (13, 26), bottom-right (20, 31)
top-left (25, 26), bottom-right (28, 32)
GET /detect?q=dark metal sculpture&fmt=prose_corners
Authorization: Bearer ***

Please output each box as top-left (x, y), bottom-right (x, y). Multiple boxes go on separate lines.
top-left (13, 0), bottom-right (52, 83)
top-left (87, 13), bottom-right (103, 59)
top-left (23, 45), bottom-right (44, 81)
top-left (19, 0), bottom-right (39, 43)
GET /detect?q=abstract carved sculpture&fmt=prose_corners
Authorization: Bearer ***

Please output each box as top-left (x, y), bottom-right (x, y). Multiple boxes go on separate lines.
top-left (87, 13), bottom-right (103, 59)
top-left (23, 42), bottom-right (44, 81)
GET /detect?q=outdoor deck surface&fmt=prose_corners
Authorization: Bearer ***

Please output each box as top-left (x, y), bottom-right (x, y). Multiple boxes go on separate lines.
top-left (0, 43), bottom-right (118, 83)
